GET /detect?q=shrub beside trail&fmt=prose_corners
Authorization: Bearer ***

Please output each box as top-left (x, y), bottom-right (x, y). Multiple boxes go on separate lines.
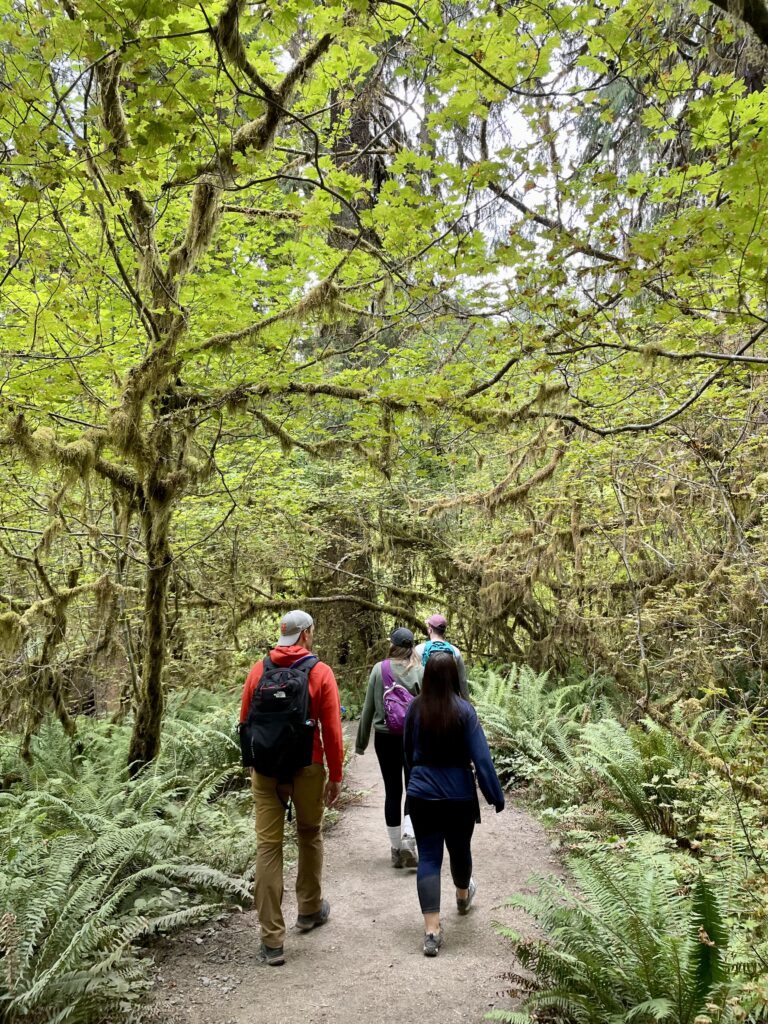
top-left (471, 666), bottom-right (768, 1024)
top-left (0, 692), bottom-right (254, 1024)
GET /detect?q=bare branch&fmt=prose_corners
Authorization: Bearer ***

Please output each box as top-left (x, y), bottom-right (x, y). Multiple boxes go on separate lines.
top-left (540, 323), bottom-right (768, 436)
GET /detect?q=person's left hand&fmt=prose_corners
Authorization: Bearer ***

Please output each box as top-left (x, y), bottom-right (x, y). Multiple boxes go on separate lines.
top-left (324, 780), bottom-right (342, 807)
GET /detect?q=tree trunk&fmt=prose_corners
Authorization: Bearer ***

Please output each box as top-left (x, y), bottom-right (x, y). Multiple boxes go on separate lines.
top-left (308, 512), bottom-right (382, 694)
top-left (127, 500), bottom-right (172, 775)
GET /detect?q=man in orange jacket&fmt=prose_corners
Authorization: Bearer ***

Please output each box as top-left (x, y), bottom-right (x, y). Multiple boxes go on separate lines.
top-left (240, 609), bottom-right (343, 966)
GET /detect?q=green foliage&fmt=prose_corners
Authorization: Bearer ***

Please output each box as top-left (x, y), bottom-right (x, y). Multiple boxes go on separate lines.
top-left (0, 693), bottom-right (253, 1024)
top-left (474, 666), bottom-right (721, 838)
top-left (1, 836), bottom-right (229, 1023)
top-left (3, 0), bottom-right (768, 1015)
top-left (475, 670), bottom-right (768, 1024)
top-left (472, 665), bottom-right (613, 800)
top-left (491, 836), bottom-right (736, 1024)
top-left (4, 0), bottom-right (768, 784)
top-left (579, 719), bottom-right (707, 839)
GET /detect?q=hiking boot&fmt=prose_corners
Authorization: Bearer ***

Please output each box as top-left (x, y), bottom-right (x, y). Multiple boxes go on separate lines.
top-left (423, 928), bottom-right (444, 957)
top-left (399, 835), bottom-right (418, 869)
top-left (391, 846), bottom-right (403, 868)
top-left (258, 943), bottom-right (285, 967)
top-left (457, 878), bottom-right (476, 915)
top-left (295, 898), bottom-right (330, 931)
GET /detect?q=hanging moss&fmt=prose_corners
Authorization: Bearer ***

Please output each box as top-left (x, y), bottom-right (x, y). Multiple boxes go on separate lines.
top-left (59, 438), bottom-right (96, 475)
top-left (32, 426), bottom-right (56, 449)
top-left (0, 611), bottom-right (23, 655)
top-left (166, 179), bottom-right (222, 281)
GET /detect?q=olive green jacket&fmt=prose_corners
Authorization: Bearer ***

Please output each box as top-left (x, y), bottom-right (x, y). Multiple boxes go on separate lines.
top-left (354, 659), bottom-right (422, 753)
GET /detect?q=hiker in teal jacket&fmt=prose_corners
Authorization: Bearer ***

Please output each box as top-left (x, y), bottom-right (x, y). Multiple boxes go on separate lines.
top-left (414, 613), bottom-right (469, 699)
top-left (355, 627), bottom-right (422, 868)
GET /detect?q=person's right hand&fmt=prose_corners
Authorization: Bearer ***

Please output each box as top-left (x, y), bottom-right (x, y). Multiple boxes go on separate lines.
top-left (324, 780), bottom-right (342, 807)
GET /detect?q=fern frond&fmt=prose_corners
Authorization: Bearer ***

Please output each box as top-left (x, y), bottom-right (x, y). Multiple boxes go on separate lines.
top-left (499, 843), bottom-right (736, 1024)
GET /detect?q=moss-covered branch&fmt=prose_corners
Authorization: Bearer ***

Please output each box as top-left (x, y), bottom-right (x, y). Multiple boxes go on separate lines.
top-left (426, 433), bottom-right (567, 517)
top-left (233, 593), bottom-right (426, 631)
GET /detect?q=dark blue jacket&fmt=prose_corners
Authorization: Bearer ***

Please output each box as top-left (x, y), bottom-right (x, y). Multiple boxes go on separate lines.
top-left (403, 698), bottom-right (505, 812)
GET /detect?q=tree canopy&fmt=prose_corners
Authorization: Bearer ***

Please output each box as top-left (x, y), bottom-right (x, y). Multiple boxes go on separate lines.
top-left (2, 0), bottom-right (768, 765)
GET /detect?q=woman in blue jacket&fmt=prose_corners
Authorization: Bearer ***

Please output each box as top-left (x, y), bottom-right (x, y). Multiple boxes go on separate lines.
top-left (403, 651), bottom-right (504, 957)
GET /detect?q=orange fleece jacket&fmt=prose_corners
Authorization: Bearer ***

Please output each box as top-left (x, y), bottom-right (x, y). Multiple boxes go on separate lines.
top-left (240, 645), bottom-right (344, 783)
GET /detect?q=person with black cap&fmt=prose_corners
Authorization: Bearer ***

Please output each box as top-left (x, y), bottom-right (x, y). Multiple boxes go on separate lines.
top-left (415, 613), bottom-right (469, 699)
top-left (355, 626), bottom-right (423, 868)
top-left (240, 609), bottom-right (343, 967)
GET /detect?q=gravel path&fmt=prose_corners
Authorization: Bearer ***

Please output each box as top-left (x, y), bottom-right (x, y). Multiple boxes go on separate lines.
top-left (152, 739), bottom-right (563, 1023)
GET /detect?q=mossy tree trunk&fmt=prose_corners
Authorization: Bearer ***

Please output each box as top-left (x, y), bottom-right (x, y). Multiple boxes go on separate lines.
top-left (127, 494), bottom-right (173, 773)
top-left (308, 511), bottom-right (383, 692)
top-left (92, 6), bottom-right (337, 774)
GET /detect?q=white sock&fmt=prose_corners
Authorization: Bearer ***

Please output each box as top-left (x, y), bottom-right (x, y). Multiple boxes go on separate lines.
top-left (387, 825), bottom-right (402, 849)
top-left (402, 815), bottom-right (414, 839)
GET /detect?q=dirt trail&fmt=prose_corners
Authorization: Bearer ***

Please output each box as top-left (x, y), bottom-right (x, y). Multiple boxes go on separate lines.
top-left (152, 739), bottom-right (563, 1024)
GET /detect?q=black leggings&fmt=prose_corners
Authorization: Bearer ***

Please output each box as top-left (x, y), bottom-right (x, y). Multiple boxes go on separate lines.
top-left (409, 797), bottom-right (476, 914)
top-left (374, 730), bottom-right (410, 827)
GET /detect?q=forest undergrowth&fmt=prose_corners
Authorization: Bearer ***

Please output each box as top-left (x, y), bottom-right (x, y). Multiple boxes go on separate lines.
top-left (3, 671), bottom-right (768, 1024)
top-left (0, 690), bottom-right (258, 1023)
top-left (472, 666), bottom-right (768, 1024)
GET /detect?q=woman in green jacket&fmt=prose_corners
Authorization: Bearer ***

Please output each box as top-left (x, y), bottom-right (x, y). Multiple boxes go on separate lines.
top-left (355, 627), bottom-right (423, 867)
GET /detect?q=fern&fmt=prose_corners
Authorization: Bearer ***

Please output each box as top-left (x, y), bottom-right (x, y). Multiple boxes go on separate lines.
top-left (0, 691), bottom-right (255, 1024)
top-left (578, 719), bottom-right (707, 839)
top-left (475, 668), bottom-right (768, 1024)
top-left (494, 836), bottom-right (738, 1024)
top-left (471, 664), bottom-right (610, 802)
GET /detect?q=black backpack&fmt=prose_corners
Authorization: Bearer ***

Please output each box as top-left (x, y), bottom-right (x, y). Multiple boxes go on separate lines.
top-left (239, 654), bottom-right (319, 780)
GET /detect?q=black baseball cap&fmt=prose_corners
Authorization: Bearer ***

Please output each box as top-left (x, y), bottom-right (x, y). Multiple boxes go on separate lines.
top-left (390, 627), bottom-right (414, 647)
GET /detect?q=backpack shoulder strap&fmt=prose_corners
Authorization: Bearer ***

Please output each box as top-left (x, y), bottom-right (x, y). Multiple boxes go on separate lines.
top-left (256, 654), bottom-right (317, 689)
top-left (291, 654), bottom-right (318, 675)
top-left (254, 655), bottom-right (273, 691)
top-left (381, 659), bottom-right (393, 688)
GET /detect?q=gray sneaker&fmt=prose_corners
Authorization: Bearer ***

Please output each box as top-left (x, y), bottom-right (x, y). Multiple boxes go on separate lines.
top-left (258, 943), bottom-right (285, 966)
top-left (457, 878), bottom-right (476, 915)
top-left (391, 846), bottom-right (403, 868)
top-left (423, 928), bottom-right (444, 957)
top-left (295, 898), bottom-right (330, 931)
top-left (399, 835), bottom-right (418, 869)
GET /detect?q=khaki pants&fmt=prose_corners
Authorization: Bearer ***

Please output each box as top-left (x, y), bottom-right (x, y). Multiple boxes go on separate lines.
top-left (251, 762), bottom-right (326, 948)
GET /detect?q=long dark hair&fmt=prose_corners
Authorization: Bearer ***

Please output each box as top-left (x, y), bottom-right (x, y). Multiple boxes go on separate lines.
top-left (415, 652), bottom-right (463, 758)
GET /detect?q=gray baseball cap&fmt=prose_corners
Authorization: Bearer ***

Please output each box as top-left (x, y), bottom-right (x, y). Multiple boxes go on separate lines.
top-left (277, 609), bottom-right (314, 646)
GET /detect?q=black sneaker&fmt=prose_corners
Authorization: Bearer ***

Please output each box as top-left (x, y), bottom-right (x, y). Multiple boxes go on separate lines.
top-left (457, 878), bottom-right (476, 915)
top-left (258, 943), bottom-right (285, 967)
top-left (295, 898), bottom-right (330, 931)
top-left (391, 847), bottom-right (403, 868)
top-left (423, 928), bottom-right (444, 957)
